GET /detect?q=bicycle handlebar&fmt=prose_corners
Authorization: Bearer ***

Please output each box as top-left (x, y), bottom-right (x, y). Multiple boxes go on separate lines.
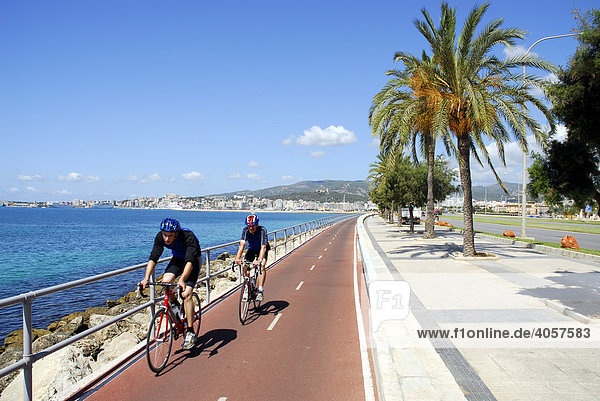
top-left (137, 282), bottom-right (183, 299)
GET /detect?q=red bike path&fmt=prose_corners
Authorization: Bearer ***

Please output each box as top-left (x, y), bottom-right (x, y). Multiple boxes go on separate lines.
top-left (69, 218), bottom-right (373, 401)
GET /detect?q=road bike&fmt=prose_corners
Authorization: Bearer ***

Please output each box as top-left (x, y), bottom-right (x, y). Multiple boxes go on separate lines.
top-left (232, 261), bottom-right (262, 324)
top-left (139, 282), bottom-right (201, 373)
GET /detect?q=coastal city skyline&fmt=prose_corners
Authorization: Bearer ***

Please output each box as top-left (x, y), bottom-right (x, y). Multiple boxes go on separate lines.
top-left (2, 0), bottom-right (596, 202)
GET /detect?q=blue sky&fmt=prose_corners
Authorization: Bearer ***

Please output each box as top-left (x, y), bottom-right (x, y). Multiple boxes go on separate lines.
top-left (1, 0), bottom-right (597, 202)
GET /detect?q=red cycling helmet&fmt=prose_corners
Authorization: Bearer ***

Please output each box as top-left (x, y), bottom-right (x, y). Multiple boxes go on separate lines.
top-left (245, 214), bottom-right (259, 226)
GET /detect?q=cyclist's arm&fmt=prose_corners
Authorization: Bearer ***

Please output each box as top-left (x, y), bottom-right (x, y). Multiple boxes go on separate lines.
top-left (141, 260), bottom-right (157, 289)
top-left (235, 240), bottom-right (246, 264)
top-left (257, 244), bottom-right (267, 266)
top-left (143, 233), bottom-right (164, 288)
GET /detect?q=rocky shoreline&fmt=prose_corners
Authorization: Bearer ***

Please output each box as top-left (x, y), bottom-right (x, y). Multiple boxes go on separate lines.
top-left (0, 254), bottom-right (240, 401)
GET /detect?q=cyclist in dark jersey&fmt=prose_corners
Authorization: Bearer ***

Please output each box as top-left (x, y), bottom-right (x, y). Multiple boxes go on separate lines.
top-left (234, 214), bottom-right (269, 301)
top-left (141, 218), bottom-right (201, 349)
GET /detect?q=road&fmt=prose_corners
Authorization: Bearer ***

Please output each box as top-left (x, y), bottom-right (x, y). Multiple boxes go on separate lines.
top-left (442, 215), bottom-right (600, 250)
top-left (69, 218), bottom-right (369, 401)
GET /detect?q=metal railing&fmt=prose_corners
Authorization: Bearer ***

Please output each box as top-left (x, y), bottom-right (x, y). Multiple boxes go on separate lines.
top-left (0, 213), bottom-right (356, 400)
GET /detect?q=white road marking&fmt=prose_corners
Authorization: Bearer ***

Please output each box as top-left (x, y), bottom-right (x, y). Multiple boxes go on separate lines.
top-left (267, 313), bottom-right (283, 331)
top-left (296, 281), bottom-right (304, 290)
top-left (310, 265), bottom-right (315, 270)
top-left (329, 242), bottom-right (332, 245)
top-left (318, 255), bottom-right (322, 259)
top-left (354, 228), bottom-right (376, 401)
top-left (217, 398), bottom-right (227, 401)
top-left (324, 248), bottom-right (328, 252)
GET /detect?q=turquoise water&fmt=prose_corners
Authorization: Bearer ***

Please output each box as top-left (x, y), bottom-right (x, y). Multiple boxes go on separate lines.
top-left (0, 208), bottom-right (340, 342)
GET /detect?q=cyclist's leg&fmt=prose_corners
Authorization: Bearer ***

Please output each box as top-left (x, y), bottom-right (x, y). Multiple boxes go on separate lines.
top-left (182, 262), bottom-right (200, 329)
top-left (257, 250), bottom-right (268, 288)
top-left (162, 260), bottom-right (180, 302)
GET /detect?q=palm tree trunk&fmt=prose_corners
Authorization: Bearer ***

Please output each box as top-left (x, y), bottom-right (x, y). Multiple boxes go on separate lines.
top-left (408, 204), bottom-right (415, 233)
top-left (423, 132), bottom-right (436, 239)
top-left (458, 136), bottom-right (476, 256)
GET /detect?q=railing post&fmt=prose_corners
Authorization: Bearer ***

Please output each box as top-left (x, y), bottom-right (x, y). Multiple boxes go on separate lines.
top-left (150, 271), bottom-right (156, 319)
top-left (284, 230), bottom-right (287, 255)
top-left (22, 293), bottom-right (34, 401)
top-left (205, 250), bottom-right (211, 304)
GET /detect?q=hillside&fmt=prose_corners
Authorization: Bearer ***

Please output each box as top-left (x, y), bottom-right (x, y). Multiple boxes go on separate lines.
top-left (213, 180), bottom-right (370, 202)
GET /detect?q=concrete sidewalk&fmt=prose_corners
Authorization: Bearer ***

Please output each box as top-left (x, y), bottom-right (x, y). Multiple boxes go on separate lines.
top-left (357, 214), bottom-right (600, 401)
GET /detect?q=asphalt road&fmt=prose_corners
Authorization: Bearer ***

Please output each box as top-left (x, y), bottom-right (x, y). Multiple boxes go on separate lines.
top-left (442, 215), bottom-right (600, 251)
top-left (70, 218), bottom-right (367, 401)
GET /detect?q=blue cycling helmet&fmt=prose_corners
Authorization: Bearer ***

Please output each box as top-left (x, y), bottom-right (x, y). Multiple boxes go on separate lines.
top-left (245, 214), bottom-right (259, 226)
top-left (160, 218), bottom-right (180, 232)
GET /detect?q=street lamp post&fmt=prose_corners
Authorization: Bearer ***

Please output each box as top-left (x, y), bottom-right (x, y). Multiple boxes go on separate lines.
top-left (520, 32), bottom-right (581, 239)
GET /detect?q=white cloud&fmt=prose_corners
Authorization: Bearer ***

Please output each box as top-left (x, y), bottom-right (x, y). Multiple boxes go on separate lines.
top-left (503, 44), bottom-right (537, 58)
top-left (128, 175), bottom-right (138, 182)
top-left (182, 171), bottom-right (206, 181)
top-left (310, 151), bottom-right (325, 158)
top-left (285, 125), bottom-right (357, 147)
top-left (53, 189), bottom-right (72, 195)
top-left (247, 173), bottom-right (262, 180)
top-left (139, 173), bottom-right (163, 184)
top-left (7, 187), bottom-right (19, 193)
top-left (228, 172), bottom-right (242, 179)
top-left (86, 176), bottom-right (100, 183)
top-left (369, 138), bottom-right (379, 148)
top-left (25, 186), bottom-right (38, 192)
top-left (553, 124), bottom-right (568, 142)
top-left (248, 161), bottom-right (260, 168)
top-left (17, 174), bottom-right (42, 181)
top-left (282, 175), bottom-right (294, 181)
top-left (58, 172), bottom-right (83, 181)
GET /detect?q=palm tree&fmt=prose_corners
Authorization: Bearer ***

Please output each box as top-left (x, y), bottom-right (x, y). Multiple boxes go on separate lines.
top-left (369, 52), bottom-right (451, 238)
top-left (368, 153), bottom-right (396, 222)
top-left (414, 2), bottom-right (556, 256)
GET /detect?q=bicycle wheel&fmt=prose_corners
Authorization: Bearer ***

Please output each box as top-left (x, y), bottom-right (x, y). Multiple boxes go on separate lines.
top-left (146, 309), bottom-right (173, 373)
top-left (239, 281), bottom-right (251, 324)
top-left (186, 292), bottom-right (202, 337)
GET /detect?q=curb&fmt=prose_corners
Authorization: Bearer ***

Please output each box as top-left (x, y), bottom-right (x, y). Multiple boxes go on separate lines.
top-left (544, 300), bottom-right (600, 325)
top-left (474, 232), bottom-right (600, 264)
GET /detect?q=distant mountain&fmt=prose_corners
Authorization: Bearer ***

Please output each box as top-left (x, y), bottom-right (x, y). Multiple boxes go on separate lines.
top-left (470, 182), bottom-right (531, 202)
top-left (213, 180), bottom-right (370, 202)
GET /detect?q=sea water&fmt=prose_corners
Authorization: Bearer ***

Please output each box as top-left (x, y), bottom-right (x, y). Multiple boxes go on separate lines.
top-left (0, 208), bottom-right (339, 342)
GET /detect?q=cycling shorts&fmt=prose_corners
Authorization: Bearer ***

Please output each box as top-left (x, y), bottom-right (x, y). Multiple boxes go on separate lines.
top-left (244, 249), bottom-right (268, 264)
top-left (164, 257), bottom-right (200, 287)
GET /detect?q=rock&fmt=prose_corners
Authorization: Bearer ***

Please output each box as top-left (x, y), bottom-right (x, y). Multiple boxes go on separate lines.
top-left (89, 311), bottom-right (150, 343)
top-left (216, 252), bottom-right (230, 261)
top-left (503, 230), bottom-right (516, 237)
top-left (561, 235), bottom-right (580, 250)
top-left (2, 329), bottom-right (50, 350)
top-left (95, 332), bottom-right (139, 365)
top-left (0, 347), bottom-right (22, 395)
top-left (0, 345), bottom-right (92, 401)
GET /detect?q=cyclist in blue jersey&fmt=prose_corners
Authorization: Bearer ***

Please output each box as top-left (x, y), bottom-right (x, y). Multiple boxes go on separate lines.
top-left (234, 214), bottom-right (269, 301)
top-left (141, 218), bottom-right (201, 349)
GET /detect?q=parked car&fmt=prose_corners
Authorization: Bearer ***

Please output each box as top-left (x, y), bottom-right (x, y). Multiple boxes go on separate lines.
top-left (401, 216), bottom-right (421, 225)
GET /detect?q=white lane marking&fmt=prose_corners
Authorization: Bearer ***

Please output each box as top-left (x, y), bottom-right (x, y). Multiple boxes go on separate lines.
top-left (318, 255), bottom-right (322, 259)
top-left (296, 281), bottom-right (304, 291)
top-left (267, 313), bottom-right (283, 331)
top-left (310, 265), bottom-right (315, 271)
top-left (329, 242), bottom-right (332, 245)
top-left (324, 248), bottom-right (328, 252)
top-left (354, 227), bottom-right (376, 401)
top-left (217, 398), bottom-right (227, 401)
